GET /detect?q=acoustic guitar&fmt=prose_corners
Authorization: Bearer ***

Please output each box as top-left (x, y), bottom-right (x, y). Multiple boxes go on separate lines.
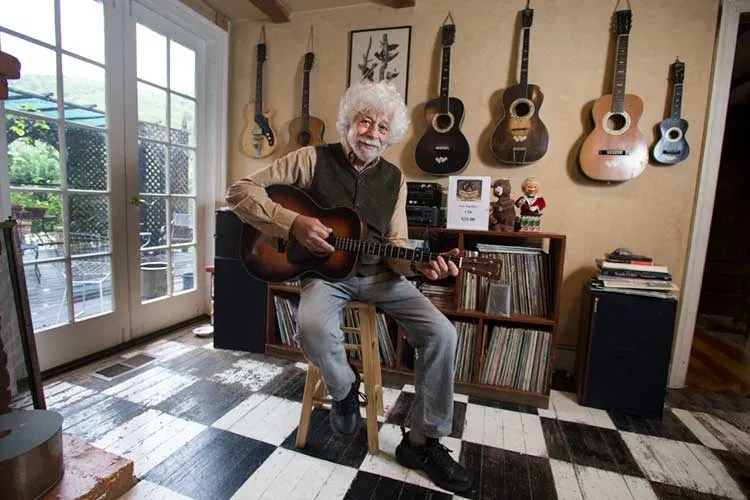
top-left (241, 28), bottom-right (277, 159)
top-left (415, 19), bottom-right (470, 176)
top-left (287, 52), bottom-right (325, 150)
top-left (239, 185), bottom-right (501, 283)
top-left (579, 9), bottom-right (648, 181)
top-left (653, 59), bottom-right (689, 164)
top-left (491, 4), bottom-right (549, 165)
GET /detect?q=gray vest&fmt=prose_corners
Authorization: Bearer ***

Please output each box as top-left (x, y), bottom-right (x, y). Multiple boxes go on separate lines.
top-left (309, 144), bottom-right (401, 274)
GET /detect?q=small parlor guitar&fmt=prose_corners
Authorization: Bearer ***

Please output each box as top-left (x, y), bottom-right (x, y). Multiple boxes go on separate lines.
top-left (653, 59), bottom-right (689, 164)
top-left (287, 52), bottom-right (325, 150)
top-left (241, 27), bottom-right (277, 159)
top-left (579, 8), bottom-right (648, 181)
top-left (415, 17), bottom-right (470, 176)
top-left (491, 3), bottom-right (549, 165)
top-left (239, 185), bottom-right (501, 283)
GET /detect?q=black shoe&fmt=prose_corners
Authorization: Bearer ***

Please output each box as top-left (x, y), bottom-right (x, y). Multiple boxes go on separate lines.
top-left (395, 426), bottom-right (471, 493)
top-left (329, 364), bottom-right (362, 436)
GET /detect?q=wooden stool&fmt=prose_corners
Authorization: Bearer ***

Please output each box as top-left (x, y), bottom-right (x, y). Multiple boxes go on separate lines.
top-left (296, 301), bottom-right (385, 455)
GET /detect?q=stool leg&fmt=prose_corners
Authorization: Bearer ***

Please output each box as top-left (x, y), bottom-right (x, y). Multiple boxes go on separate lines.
top-left (359, 308), bottom-right (380, 455)
top-left (296, 364), bottom-right (320, 449)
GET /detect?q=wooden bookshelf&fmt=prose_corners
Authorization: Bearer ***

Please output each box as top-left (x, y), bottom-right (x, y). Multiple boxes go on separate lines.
top-left (263, 228), bottom-right (566, 408)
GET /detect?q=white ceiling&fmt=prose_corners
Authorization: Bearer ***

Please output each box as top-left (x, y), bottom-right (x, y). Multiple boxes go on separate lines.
top-left (202, 0), bottom-right (383, 22)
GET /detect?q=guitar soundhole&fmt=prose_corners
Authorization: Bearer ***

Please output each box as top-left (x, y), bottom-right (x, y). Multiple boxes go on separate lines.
top-left (297, 130), bottom-right (311, 146)
top-left (606, 113), bottom-right (627, 132)
top-left (667, 128), bottom-right (681, 141)
top-left (433, 113), bottom-right (454, 133)
top-left (513, 101), bottom-right (531, 119)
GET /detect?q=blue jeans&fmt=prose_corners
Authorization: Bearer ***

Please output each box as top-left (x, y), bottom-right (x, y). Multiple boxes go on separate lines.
top-left (296, 271), bottom-right (457, 438)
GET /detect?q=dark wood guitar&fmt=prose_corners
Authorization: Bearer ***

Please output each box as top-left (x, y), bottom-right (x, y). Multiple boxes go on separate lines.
top-left (287, 52), bottom-right (325, 150)
top-left (415, 21), bottom-right (470, 176)
top-left (491, 4), bottom-right (549, 165)
top-left (653, 59), bottom-right (689, 164)
top-left (241, 28), bottom-right (277, 159)
top-left (239, 185), bottom-right (501, 283)
top-left (579, 9), bottom-right (648, 181)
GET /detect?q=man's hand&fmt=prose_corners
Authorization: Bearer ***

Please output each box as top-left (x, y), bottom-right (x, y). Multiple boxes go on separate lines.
top-left (414, 248), bottom-right (460, 281)
top-left (290, 214), bottom-right (335, 254)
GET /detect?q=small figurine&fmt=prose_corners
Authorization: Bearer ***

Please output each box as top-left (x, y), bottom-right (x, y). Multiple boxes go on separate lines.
top-left (515, 177), bottom-right (546, 232)
top-left (0, 50), bottom-right (21, 100)
top-left (488, 178), bottom-right (516, 232)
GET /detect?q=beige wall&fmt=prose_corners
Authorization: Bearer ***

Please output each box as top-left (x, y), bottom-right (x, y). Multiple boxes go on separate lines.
top-left (225, 0), bottom-right (720, 355)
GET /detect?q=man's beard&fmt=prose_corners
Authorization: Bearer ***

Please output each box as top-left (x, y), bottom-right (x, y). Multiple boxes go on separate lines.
top-left (348, 134), bottom-right (385, 164)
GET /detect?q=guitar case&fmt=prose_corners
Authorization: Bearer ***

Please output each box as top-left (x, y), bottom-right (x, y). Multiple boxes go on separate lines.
top-left (0, 409), bottom-right (64, 499)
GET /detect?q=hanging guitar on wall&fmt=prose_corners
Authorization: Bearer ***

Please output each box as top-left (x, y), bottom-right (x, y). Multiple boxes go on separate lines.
top-left (241, 26), bottom-right (277, 159)
top-left (653, 59), bottom-right (689, 164)
top-left (287, 30), bottom-right (325, 150)
top-left (579, 4), bottom-right (648, 181)
top-left (491, 1), bottom-right (549, 165)
top-left (415, 14), bottom-right (470, 176)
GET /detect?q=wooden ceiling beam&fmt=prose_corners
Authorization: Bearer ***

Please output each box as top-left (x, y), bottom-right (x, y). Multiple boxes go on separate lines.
top-left (248, 0), bottom-right (290, 23)
top-left (390, 0), bottom-right (416, 7)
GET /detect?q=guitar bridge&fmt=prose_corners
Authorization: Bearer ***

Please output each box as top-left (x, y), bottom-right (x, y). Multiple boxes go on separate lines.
top-left (598, 149), bottom-right (627, 156)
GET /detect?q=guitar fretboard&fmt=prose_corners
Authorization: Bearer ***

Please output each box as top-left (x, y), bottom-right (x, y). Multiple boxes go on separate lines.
top-left (612, 34), bottom-right (629, 113)
top-left (301, 70), bottom-right (311, 131)
top-left (670, 83), bottom-right (683, 119)
top-left (520, 26), bottom-right (530, 95)
top-left (255, 49), bottom-right (265, 117)
top-left (439, 45), bottom-right (451, 114)
top-left (332, 236), bottom-right (462, 266)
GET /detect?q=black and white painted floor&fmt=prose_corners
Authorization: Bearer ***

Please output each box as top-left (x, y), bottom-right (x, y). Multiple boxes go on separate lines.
top-left (20, 329), bottom-right (750, 500)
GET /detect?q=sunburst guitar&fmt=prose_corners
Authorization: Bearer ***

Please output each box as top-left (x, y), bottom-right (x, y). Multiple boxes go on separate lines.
top-left (491, 5), bottom-right (549, 165)
top-left (579, 9), bottom-right (648, 181)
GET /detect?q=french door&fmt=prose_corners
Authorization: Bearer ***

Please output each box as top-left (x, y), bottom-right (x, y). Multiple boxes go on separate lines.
top-left (0, 0), bottom-right (226, 370)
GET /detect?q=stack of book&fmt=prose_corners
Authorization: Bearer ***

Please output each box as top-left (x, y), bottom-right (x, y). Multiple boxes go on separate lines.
top-left (592, 250), bottom-right (679, 298)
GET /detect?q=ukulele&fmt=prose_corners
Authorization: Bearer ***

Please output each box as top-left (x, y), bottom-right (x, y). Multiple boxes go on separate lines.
top-left (653, 59), bottom-right (689, 164)
top-left (579, 8), bottom-right (648, 181)
top-left (241, 27), bottom-right (276, 159)
top-left (287, 52), bottom-right (325, 150)
top-left (491, 3), bottom-right (549, 165)
top-left (415, 17), bottom-right (470, 176)
top-left (239, 185), bottom-right (501, 283)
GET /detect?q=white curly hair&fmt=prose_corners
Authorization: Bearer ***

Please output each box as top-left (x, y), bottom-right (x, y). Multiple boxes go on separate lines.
top-left (336, 81), bottom-right (409, 145)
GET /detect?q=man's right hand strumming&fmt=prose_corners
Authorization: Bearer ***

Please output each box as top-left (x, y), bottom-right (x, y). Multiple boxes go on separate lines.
top-left (291, 214), bottom-right (335, 254)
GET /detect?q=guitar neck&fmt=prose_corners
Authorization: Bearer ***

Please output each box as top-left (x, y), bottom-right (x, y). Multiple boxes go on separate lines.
top-left (255, 58), bottom-right (264, 116)
top-left (301, 71), bottom-right (310, 130)
top-left (439, 46), bottom-right (451, 114)
top-left (519, 26), bottom-right (530, 94)
top-left (332, 235), bottom-right (462, 267)
top-left (670, 82), bottom-right (683, 119)
top-left (611, 33), bottom-right (629, 113)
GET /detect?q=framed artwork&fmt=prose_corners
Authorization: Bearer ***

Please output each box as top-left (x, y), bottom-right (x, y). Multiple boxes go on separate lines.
top-left (348, 26), bottom-right (411, 103)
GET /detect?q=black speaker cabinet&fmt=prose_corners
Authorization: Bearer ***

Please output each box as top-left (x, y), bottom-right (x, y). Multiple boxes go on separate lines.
top-left (577, 286), bottom-right (678, 419)
top-left (213, 209), bottom-right (266, 353)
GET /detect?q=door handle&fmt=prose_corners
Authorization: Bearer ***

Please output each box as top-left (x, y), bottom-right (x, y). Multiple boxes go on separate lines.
top-left (129, 197), bottom-right (152, 206)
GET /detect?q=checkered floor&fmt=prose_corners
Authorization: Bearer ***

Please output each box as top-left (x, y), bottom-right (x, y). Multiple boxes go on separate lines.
top-left (20, 330), bottom-right (750, 500)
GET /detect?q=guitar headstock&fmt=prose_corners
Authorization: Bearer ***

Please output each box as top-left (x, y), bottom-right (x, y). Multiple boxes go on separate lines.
top-left (303, 52), bottom-right (314, 72)
top-left (522, 7), bottom-right (534, 28)
top-left (257, 43), bottom-right (266, 64)
top-left (441, 24), bottom-right (455, 47)
top-left (461, 257), bottom-right (502, 279)
top-left (614, 9), bottom-right (632, 35)
top-left (672, 59), bottom-right (685, 84)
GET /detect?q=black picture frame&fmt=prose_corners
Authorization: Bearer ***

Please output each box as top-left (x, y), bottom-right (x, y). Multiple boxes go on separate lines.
top-left (347, 26), bottom-right (412, 103)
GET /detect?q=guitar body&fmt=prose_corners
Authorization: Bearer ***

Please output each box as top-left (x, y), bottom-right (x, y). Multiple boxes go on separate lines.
top-left (239, 185), bottom-right (364, 282)
top-left (287, 116), bottom-right (326, 149)
top-left (491, 83), bottom-right (549, 164)
top-left (579, 94), bottom-right (648, 181)
top-left (653, 118), bottom-right (689, 164)
top-left (415, 97), bottom-right (470, 175)
top-left (240, 102), bottom-right (277, 159)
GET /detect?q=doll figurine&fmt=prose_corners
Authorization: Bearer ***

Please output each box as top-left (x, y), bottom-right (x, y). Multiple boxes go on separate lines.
top-left (515, 177), bottom-right (546, 232)
top-left (488, 178), bottom-right (516, 232)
